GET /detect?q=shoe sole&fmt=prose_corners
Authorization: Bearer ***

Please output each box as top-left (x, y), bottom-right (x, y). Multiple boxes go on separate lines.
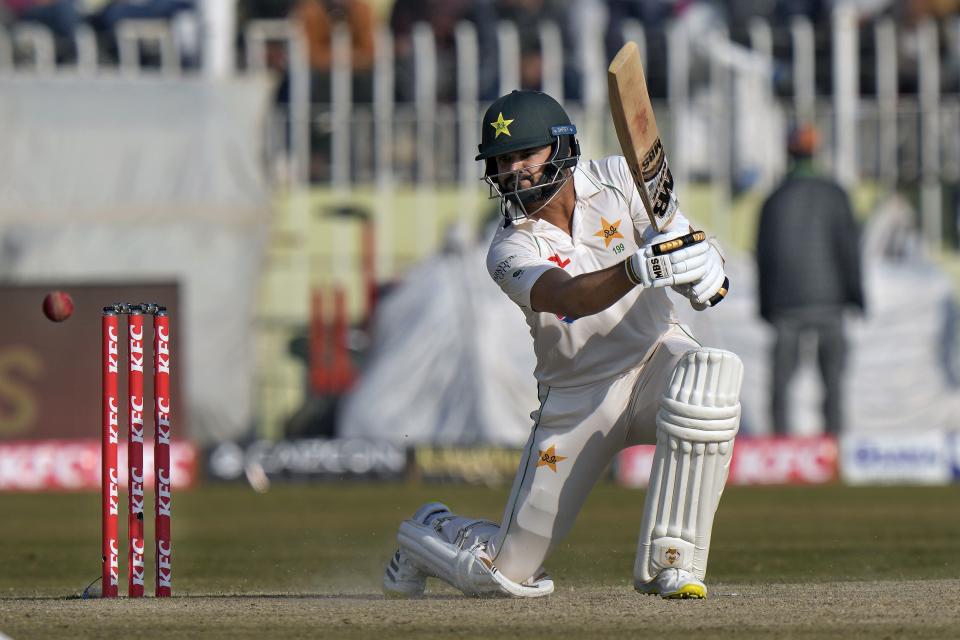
top-left (662, 584), bottom-right (706, 599)
top-left (634, 584), bottom-right (707, 599)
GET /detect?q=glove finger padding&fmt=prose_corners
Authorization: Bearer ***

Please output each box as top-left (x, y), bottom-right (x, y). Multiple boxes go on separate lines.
top-left (666, 259), bottom-right (707, 286)
top-left (691, 257), bottom-right (725, 302)
top-left (666, 237), bottom-right (729, 309)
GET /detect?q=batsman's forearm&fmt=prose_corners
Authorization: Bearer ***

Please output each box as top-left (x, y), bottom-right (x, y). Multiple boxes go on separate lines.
top-left (548, 262), bottom-right (636, 318)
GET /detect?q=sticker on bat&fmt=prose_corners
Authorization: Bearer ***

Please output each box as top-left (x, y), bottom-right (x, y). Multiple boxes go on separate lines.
top-left (640, 138), bottom-right (678, 225)
top-left (641, 138), bottom-right (666, 182)
top-left (645, 163), bottom-right (678, 222)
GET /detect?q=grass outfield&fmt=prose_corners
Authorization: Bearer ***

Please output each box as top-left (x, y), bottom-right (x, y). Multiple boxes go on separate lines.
top-left (1, 483), bottom-right (959, 638)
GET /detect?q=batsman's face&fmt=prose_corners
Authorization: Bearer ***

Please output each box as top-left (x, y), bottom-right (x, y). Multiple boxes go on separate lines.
top-left (495, 145), bottom-right (553, 191)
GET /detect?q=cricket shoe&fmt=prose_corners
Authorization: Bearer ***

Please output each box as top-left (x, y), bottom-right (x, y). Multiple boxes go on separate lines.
top-left (634, 568), bottom-right (706, 599)
top-left (382, 502), bottom-right (451, 598)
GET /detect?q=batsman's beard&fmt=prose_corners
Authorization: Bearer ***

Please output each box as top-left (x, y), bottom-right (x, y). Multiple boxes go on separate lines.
top-left (489, 163), bottom-right (572, 222)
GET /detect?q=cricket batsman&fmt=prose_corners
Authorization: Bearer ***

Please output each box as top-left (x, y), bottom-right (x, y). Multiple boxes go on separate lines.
top-left (383, 90), bottom-right (742, 599)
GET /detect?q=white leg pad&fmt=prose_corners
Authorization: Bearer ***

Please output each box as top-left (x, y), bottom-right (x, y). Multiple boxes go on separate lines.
top-left (398, 519), bottom-right (554, 598)
top-left (634, 348), bottom-right (743, 584)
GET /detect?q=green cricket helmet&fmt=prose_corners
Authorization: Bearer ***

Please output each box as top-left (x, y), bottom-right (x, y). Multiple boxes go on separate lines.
top-left (476, 90), bottom-right (580, 223)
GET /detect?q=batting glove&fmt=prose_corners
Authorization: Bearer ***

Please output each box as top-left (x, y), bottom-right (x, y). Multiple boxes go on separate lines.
top-left (625, 231), bottom-right (710, 289)
top-left (672, 238), bottom-right (728, 309)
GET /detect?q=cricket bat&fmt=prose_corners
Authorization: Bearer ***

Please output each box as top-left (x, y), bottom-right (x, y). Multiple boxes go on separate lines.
top-left (608, 41), bottom-right (728, 306)
top-left (607, 41), bottom-right (678, 233)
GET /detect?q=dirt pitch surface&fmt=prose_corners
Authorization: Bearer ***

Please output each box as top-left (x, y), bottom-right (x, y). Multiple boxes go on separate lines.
top-left (2, 580), bottom-right (958, 639)
top-left (2, 484), bottom-right (959, 638)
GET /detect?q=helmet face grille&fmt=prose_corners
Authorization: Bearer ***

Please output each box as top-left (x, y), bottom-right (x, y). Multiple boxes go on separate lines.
top-left (484, 153), bottom-right (579, 224)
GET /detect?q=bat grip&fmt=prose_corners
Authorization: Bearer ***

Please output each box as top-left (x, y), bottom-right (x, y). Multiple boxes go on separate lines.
top-left (649, 230), bottom-right (729, 308)
top-left (650, 231), bottom-right (706, 256)
top-left (706, 276), bottom-right (730, 307)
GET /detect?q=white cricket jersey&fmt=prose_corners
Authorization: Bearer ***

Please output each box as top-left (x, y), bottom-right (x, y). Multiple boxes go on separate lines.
top-left (486, 155), bottom-right (691, 388)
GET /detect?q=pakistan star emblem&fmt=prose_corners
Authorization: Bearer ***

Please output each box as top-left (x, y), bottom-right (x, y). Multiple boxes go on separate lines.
top-left (490, 112), bottom-right (514, 138)
top-left (594, 216), bottom-right (624, 248)
top-left (537, 445), bottom-right (567, 472)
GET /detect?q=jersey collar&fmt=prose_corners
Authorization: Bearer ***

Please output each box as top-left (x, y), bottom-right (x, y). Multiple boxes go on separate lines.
top-left (573, 164), bottom-right (604, 201)
top-left (506, 164), bottom-right (601, 230)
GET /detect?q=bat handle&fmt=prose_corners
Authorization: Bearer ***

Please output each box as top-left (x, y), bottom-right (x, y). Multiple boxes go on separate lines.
top-left (650, 231), bottom-right (706, 256)
top-left (650, 231), bottom-right (729, 308)
top-left (706, 276), bottom-right (730, 307)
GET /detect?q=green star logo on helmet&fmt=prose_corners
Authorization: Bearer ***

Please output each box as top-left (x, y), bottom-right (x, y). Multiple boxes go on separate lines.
top-left (490, 112), bottom-right (514, 138)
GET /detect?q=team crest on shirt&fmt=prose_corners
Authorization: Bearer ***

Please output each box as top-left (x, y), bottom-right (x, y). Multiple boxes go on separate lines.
top-left (594, 216), bottom-right (624, 248)
top-left (536, 445), bottom-right (567, 472)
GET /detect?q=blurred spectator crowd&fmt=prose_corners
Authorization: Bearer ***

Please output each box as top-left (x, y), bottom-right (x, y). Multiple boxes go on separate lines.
top-left (0, 1), bottom-right (197, 64)
top-left (2, 1), bottom-right (959, 98)
top-left (238, 0), bottom-right (960, 104)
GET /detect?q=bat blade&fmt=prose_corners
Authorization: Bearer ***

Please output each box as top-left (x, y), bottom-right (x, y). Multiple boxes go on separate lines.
top-left (607, 41), bottom-right (678, 232)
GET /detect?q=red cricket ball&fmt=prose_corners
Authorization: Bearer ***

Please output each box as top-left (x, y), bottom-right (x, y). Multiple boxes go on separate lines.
top-left (42, 290), bottom-right (74, 322)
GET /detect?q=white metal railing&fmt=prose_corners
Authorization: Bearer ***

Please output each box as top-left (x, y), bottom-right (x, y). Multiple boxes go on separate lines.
top-left (3, 13), bottom-right (960, 244)
top-left (918, 18), bottom-right (942, 248)
top-left (75, 24), bottom-right (99, 73)
top-left (13, 24), bottom-right (56, 73)
top-left (667, 20), bottom-right (689, 193)
top-left (413, 23), bottom-right (436, 186)
top-left (117, 19), bottom-right (180, 76)
top-left (791, 15), bottom-right (815, 125)
top-left (455, 22), bottom-right (478, 191)
top-left (833, 5), bottom-right (859, 188)
top-left (331, 23), bottom-right (352, 194)
top-left (539, 21), bottom-right (563, 104)
top-left (875, 18), bottom-right (897, 188)
top-left (0, 29), bottom-right (10, 70)
top-left (496, 21), bottom-right (519, 99)
top-left (218, 9), bottom-right (960, 248)
top-left (373, 25), bottom-right (394, 189)
top-left (244, 19), bottom-right (310, 188)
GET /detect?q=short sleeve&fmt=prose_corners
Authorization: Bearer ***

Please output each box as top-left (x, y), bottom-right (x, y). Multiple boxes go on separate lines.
top-left (603, 155), bottom-right (694, 239)
top-left (604, 155), bottom-right (652, 231)
top-left (486, 237), bottom-right (557, 310)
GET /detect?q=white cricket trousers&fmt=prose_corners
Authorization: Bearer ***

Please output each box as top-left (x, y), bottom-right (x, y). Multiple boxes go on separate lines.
top-left (487, 325), bottom-right (700, 583)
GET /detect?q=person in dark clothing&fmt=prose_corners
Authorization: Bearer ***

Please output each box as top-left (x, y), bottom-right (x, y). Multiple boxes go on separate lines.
top-left (756, 124), bottom-right (865, 435)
